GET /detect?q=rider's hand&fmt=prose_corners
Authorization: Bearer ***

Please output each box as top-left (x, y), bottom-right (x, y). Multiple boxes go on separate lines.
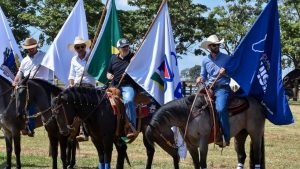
top-left (106, 73), bottom-right (114, 80)
top-left (196, 76), bottom-right (204, 84)
top-left (219, 67), bottom-right (226, 76)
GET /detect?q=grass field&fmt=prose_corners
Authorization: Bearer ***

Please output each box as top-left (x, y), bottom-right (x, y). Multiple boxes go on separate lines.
top-left (0, 102), bottom-right (299, 169)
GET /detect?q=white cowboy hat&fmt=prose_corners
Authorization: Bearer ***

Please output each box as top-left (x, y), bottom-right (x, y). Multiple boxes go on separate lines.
top-left (200, 35), bottom-right (224, 49)
top-left (68, 36), bottom-right (91, 51)
top-left (22, 37), bottom-right (38, 49)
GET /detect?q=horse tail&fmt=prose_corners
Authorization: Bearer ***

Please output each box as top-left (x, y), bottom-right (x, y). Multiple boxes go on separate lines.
top-left (145, 125), bottom-right (155, 147)
top-left (125, 151), bottom-right (131, 167)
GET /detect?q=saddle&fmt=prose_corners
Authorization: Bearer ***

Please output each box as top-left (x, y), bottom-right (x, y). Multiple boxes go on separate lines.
top-left (106, 87), bottom-right (151, 143)
top-left (198, 88), bottom-right (249, 144)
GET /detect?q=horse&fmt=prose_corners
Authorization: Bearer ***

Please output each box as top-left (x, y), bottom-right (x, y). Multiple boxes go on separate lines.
top-left (145, 93), bottom-right (265, 169)
top-left (52, 86), bottom-right (155, 169)
top-left (12, 77), bottom-right (77, 169)
top-left (0, 76), bottom-right (25, 169)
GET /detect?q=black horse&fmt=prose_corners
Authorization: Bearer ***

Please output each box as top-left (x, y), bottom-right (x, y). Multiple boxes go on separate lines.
top-left (53, 86), bottom-right (155, 169)
top-left (12, 78), bottom-right (77, 169)
top-left (146, 94), bottom-right (265, 169)
top-left (0, 76), bottom-right (25, 169)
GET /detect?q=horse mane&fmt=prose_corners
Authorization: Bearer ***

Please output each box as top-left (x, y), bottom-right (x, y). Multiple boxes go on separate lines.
top-left (61, 86), bottom-right (102, 106)
top-left (29, 79), bottom-right (63, 96)
top-left (150, 94), bottom-right (209, 128)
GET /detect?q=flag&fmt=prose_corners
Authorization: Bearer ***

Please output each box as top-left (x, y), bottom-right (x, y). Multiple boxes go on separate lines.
top-left (229, 0), bottom-right (294, 125)
top-left (125, 2), bottom-right (182, 105)
top-left (87, 0), bottom-right (122, 83)
top-left (0, 7), bottom-right (22, 82)
top-left (126, 1), bottom-right (186, 158)
top-left (41, 0), bottom-right (88, 85)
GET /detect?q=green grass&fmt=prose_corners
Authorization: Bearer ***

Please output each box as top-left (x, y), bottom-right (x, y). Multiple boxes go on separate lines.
top-left (0, 103), bottom-right (299, 169)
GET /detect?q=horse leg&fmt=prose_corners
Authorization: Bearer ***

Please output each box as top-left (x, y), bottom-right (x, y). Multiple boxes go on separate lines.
top-left (146, 126), bottom-right (179, 169)
top-left (67, 138), bottom-right (77, 169)
top-left (114, 140), bottom-right (127, 169)
top-left (13, 134), bottom-right (21, 169)
top-left (103, 135), bottom-right (114, 169)
top-left (143, 132), bottom-right (155, 169)
top-left (199, 138), bottom-right (209, 169)
top-left (4, 135), bottom-right (12, 169)
top-left (59, 137), bottom-right (68, 169)
top-left (186, 143), bottom-right (200, 169)
top-left (49, 136), bottom-right (59, 169)
top-left (234, 129), bottom-right (248, 169)
top-left (249, 134), bottom-right (263, 169)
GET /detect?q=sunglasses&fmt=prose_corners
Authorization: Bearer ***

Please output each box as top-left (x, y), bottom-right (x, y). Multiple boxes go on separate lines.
top-left (209, 44), bottom-right (220, 47)
top-left (75, 45), bottom-right (86, 50)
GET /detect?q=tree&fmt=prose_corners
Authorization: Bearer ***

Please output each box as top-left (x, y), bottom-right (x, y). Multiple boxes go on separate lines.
top-left (280, 0), bottom-right (300, 69)
top-left (0, 0), bottom-right (36, 44)
top-left (207, 0), bottom-right (268, 55)
top-left (180, 65), bottom-right (201, 81)
top-left (23, 0), bottom-right (104, 45)
top-left (126, 0), bottom-right (209, 56)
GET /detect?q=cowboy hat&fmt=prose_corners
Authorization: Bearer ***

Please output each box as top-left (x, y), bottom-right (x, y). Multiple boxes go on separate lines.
top-left (68, 36), bottom-right (91, 51)
top-left (200, 35), bottom-right (224, 49)
top-left (22, 37), bottom-right (38, 49)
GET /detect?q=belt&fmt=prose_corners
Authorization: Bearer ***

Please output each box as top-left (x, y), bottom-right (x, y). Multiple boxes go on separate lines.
top-left (212, 84), bottom-right (229, 89)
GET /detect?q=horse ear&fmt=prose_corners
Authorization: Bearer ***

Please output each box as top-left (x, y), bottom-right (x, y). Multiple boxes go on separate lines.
top-left (186, 94), bottom-right (196, 103)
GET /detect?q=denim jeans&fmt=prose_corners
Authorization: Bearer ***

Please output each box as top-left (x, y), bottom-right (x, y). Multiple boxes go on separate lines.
top-left (120, 85), bottom-right (136, 128)
top-left (27, 103), bottom-right (36, 132)
top-left (214, 86), bottom-right (231, 142)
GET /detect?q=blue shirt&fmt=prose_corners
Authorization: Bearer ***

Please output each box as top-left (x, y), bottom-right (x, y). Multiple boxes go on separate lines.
top-left (200, 52), bottom-right (231, 86)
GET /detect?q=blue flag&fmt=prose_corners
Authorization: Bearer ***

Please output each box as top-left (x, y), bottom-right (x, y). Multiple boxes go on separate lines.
top-left (229, 0), bottom-right (294, 125)
top-left (3, 49), bottom-right (18, 75)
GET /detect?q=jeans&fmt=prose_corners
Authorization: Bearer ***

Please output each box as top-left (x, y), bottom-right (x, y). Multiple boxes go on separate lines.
top-left (120, 85), bottom-right (136, 128)
top-left (27, 103), bottom-right (36, 132)
top-left (214, 86), bottom-right (231, 142)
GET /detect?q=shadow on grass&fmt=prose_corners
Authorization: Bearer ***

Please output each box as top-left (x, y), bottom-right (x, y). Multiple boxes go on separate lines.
top-left (289, 100), bottom-right (300, 105)
top-left (0, 161), bottom-right (49, 168)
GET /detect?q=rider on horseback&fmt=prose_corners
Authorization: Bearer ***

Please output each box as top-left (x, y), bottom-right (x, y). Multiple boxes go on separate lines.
top-left (13, 37), bottom-right (53, 137)
top-left (67, 36), bottom-right (96, 142)
top-left (196, 35), bottom-right (233, 147)
top-left (107, 38), bottom-right (138, 140)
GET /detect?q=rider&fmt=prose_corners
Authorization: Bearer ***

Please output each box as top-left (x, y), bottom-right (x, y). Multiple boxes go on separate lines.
top-left (13, 37), bottom-right (53, 137)
top-left (68, 36), bottom-right (96, 142)
top-left (196, 35), bottom-right (232, 147)
top-left (107, 38), bottom-right (138, 139)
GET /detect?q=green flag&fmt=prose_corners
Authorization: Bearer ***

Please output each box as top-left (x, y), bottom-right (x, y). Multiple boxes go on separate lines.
top-left (87, 0), bottom-right (121, 83)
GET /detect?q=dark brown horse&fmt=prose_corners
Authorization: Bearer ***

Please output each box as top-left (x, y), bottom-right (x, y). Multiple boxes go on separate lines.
top-left (146, 94), bottom-right (265, 169)
top-left (52, 86), bottom-right (156, 169)
top-left (11, 78), bottom-right (74, 169)
top-left (0, 76), bottom-right (24, 169)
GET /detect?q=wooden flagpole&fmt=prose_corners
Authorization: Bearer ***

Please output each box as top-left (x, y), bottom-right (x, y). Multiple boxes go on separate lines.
top-left (79, 0), bottom-right (110, 86)
top-left (117, 0), bottom-right (168, 87)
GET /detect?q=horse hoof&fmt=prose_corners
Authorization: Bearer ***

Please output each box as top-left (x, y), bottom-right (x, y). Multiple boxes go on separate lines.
top-left (67, 165), bottom-right (75, 169)
top-left (4, 166), bottom-right (11, 169)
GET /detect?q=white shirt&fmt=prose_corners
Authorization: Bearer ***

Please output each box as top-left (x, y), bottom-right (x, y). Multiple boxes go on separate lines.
top-left (68, 55), bottom-right (95, 86)
top-left (17, 51), bottom-right (51, 81)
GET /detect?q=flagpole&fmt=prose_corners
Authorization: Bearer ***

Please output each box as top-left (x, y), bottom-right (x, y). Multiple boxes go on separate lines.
top-left (79, 0), bottom-right (110, 86)
top-left (117, 0), bottom-right (168, 87)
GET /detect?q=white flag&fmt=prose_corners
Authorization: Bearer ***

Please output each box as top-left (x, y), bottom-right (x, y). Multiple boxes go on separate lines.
top-left (126, 2), bottom-right (186, 159)
top-left (41, 0), bottom-right (88, 85)
top-left (126, 2), bottom-right (182, 105)
top-left (0, 7), bottom-right (22, 82)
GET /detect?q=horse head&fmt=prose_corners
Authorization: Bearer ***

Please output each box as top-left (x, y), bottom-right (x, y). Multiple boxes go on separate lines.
top-left (14, 76), bottom-right (30, 118)
top-left (52, 91), bottom-right (75, 136)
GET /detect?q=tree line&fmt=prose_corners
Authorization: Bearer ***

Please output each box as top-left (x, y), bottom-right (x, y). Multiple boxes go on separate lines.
top-left (0, 0), bottom-right (299, 69)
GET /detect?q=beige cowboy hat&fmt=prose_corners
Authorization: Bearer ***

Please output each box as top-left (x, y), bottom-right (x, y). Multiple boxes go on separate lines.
top-left (200, 35), bottom-right (224, 49)
top-left (22, 37), bottom-right (38, 49)
top-left (68, 36), bottom-right (91, 52)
